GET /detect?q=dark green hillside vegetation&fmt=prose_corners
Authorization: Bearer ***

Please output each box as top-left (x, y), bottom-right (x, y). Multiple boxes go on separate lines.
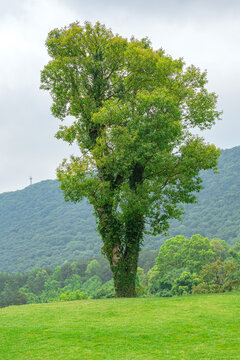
top-left (0, 180), bottom-right (162, 273)
top-left (1, 146), bottom-right (240, 273)
top-left (0, 180), bottom-right (101, 273)
top-left (168, 146), bottom-right (240, 244)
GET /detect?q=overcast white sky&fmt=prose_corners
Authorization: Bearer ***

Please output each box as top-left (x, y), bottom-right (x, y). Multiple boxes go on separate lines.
top-left (1, 0), bottom-right (240, 193)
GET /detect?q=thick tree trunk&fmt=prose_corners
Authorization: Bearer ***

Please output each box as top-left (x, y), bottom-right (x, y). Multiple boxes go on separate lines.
top-left (111, 215), bottom-right (143, 297)
top-left (95, 183), bottom-right (144, 298)
top-left (111, 244), bottom-right (139, 298)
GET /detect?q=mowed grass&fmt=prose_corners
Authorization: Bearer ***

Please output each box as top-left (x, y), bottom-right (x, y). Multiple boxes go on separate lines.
top-left (0, 292), bottom-right (239, 360)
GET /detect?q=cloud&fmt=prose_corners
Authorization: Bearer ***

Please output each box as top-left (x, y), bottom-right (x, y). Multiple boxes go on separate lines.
top-left (0, 1), bottom-right (25, 19)
top-left (0, 0), bottom-right (240, 192)
top-left (0, 0), bottom-right (79, 192)
top-left (59, 0), bottom-right (240, 23)
top-left (0, 86), bottom-right (79, 193)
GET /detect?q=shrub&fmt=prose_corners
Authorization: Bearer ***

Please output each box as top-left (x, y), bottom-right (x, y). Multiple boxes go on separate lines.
top-left (192, 282), bottom-right (209, 294)
top-left (60, 290), bottom-right (88, 302)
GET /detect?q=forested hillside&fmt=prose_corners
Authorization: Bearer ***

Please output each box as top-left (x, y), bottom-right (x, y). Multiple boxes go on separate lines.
top-left (0, 181), bottom-right (101, 272)
top-left (169, 145), bottom-right (240, 242)
top-left (1, 146), bottom-right (240, 273)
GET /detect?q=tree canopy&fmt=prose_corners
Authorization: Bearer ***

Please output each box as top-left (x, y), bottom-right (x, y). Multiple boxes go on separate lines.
top-left (41, 21), bottom-right (221, 297)
top-left (155, 234), bottom-right (215, 275)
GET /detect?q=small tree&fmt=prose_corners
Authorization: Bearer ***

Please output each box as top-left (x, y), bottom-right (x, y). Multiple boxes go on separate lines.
top-left (155, 235), bottom-right (215, 275)
top-left (210, 238), bottom-right (229, 261)
top-left (192, 259), bottom-right (239, 293)
top-left (41, 22), bottom-right (221, 297)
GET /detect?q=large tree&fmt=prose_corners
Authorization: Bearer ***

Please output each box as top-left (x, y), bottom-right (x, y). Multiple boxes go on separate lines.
top-left (41, 22), bottom-right (221, 297)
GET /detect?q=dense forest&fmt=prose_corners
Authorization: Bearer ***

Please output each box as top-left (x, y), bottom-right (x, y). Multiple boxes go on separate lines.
top-left (1, 234), bottom-right (239, 308)
top-left (0, 146), bottom-right (240, 273)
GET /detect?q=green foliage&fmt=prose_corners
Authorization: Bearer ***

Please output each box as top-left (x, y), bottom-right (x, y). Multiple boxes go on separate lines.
top-left (81, 275), bottom-right (102, 297)
top-left (62, 274), bottom-right (82, 292)
top-left (41, 21), bottom-right (220, 297)
top-left (231, 241), bottom-right (240, 253)
top-left (138, 250), bottom-right (158, 271)
top-left (192, 259), bottom-right (239, 294)
top-left (0, 235), bottom-right (239, 307)
top-left (1, 146), bottom-right (240, 274)
top-left (210, 238), bottom-right (229, 260)
top-left (24, 269), bottom-right (48, 295)
top-left (172, 271), bottom-right (199, 296)
top-left (60, 290), bottom-right (87, 302)
top-left (167, 146), bottom-right (240, 244)
top-left (156, 234), bottom-right (215, 275)
top-left (0, 281), bottom-right (27, 307)
top-left (148, 235), bottom-right (239, 298)
top-left (0, 180), bottom-right (100, 273)
top-left (41, 278), bottom-right (61, 300)
top-left (94, 279), bottom-right (115, 299)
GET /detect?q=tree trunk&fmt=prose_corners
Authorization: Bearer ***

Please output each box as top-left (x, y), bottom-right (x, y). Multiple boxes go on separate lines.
top-left (96, 195), bottom-right (144, 298)
top-left (111, 216), bottom-right (144, 297)
top-left (111, 244), bottom-right (139, 298)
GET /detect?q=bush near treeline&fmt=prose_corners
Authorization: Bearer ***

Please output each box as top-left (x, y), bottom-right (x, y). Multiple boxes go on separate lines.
top-left (0, 235), bottom-right (239, 307)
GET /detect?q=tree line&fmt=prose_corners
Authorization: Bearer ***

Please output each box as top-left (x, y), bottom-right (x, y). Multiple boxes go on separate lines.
top-left (1, 235), bottom-right (239, 308)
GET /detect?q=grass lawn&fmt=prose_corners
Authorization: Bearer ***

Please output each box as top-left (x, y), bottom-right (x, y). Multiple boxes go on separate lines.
top-left (0, 292), bottom-right (239, 360)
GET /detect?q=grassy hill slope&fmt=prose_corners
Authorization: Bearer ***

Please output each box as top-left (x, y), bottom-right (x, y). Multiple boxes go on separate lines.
top-left (1, 146), bottom-right (240, 273)
top-left (0, 292), bottom-right (239, 360)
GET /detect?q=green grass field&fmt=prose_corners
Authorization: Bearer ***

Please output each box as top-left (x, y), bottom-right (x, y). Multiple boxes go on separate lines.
top-left (0, 292), bottom-right (239, 360)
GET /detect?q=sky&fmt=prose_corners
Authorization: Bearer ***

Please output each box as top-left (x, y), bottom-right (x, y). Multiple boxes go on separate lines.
top-left (1, 0), bottom-right (240, 194)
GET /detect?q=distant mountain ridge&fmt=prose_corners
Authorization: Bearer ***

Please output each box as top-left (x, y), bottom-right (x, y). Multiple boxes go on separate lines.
top-left (1, 146), bottom-right (240, 273)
